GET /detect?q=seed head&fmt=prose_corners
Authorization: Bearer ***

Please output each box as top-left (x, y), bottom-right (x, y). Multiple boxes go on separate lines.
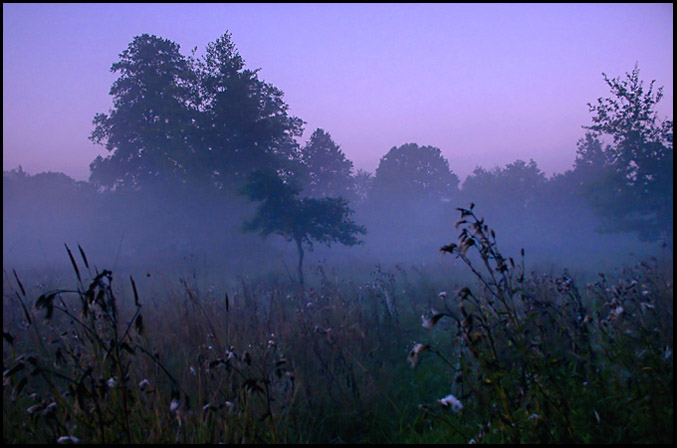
top-left (438, 394), bottom-right (463, 413)
top-left (407, 343), bottom-right (430, 368)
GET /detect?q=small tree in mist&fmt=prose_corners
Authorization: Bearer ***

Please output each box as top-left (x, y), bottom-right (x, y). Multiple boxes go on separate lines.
top-left (240, 169), bottom-right (366, 286)
top-left (579, 64), bottom-right (673, 241)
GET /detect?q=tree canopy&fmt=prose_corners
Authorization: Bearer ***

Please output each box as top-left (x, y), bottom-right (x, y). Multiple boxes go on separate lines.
top-left (240, 169), bottom-right (365, 285)
top-left (461, 159), bottom-right (547, 211)
top-left (89, 34), bottom-right (197, 190)
top-left (194, 32), bottom-right (305, 188)
top-left (578, 64), bottom-right (673, 241)
top-left (370, 143), bottom-right (459, 203)
top-left (299, 128), bottom-right (355, 200)
top-left (89, 32), bottom-right (305, 192)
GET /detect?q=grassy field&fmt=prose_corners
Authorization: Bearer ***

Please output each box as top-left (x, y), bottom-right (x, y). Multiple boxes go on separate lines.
top-left (3, 209), bottom-right (673, 443)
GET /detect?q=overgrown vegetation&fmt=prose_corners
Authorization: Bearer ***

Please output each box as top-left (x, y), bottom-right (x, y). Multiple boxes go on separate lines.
top-left (2, 29), bottom-right (673, 445)
top-left (4, 209), bottom-right (672, 443)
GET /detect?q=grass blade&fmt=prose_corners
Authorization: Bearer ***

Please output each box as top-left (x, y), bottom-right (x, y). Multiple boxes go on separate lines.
top-left (65, 244), bottom-right (81, 284)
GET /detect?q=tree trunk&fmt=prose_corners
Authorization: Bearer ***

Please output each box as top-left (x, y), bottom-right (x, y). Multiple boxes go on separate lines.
top-left (296, 238), bottom-right (305, 286)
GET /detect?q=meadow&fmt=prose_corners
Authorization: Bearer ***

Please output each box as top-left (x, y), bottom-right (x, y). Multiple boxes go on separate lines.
top-left (3, 208), bottom-right (673, 444)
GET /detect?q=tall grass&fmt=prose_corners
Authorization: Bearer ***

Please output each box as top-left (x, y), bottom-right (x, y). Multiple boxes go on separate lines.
top-left (412, 205), bottom-right (673, 443)
top-left (3, 211), bottom-right (673, 443)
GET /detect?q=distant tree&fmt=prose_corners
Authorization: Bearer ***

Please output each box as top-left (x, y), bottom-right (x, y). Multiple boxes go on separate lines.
top-left (579, 64), bottom-right (673, 241)
top-left (461, 159), bottom-right (547, 210)
top-left (240, 169), bottom-right (366, 286)
top-left (299, 128), bottom-right (355, 200)
top-left (89, 34), bottom-right (197, 190)
top-left (195, 32), bottom-right (305, 189)
top-left (352, 169), bottom-right (374, 205)
top-left (3, 168), bottom-right (96, 208)
top-left (370, 143), bottom-right (459, 203)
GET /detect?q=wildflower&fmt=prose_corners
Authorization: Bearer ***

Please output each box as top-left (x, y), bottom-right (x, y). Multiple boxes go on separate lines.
top-left (170, 398), bottom-right (181, 413)
top-left (438, 393), bottom-right (463, 413)
top-left (189, 365), bottom-right (197, 376)
top-left (41, 402), bottom-right (57, 417)
top-left (138, 379), bottom-right (151, 391)
top-left (439, 291), bottom-right (447, 299)
top-left (608, 305), bottom-right (624, 320)
top-left (57, 436), bottom-right (81, 444)
top-left (224, 401), bottom-right (235, 413)
top-left (26, 403), bottom-right (43, 415)
top-left (407, 343), bottom-right (429, 368)
top-left (106, 377), bottom-right (116, 389)
top-left (640, 302), bottom-right (654, 311)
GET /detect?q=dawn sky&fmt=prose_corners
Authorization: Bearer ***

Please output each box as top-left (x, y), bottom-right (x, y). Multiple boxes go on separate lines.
top-left (3, 3), bottom-right (673, 183)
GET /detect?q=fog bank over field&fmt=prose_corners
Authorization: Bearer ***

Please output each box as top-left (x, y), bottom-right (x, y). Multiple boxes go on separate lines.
top-left (3, 165), bottom-right (664, 289)
top-left (3, 31), bottom-right (672, 287)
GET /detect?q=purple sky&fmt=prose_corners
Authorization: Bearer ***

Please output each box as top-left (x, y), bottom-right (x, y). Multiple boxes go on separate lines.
top-left (3, 3), bottom-right (673, 182)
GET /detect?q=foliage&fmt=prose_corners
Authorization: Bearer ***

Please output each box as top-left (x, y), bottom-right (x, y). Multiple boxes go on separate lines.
top-left (89, 34), bottom-right (197, 190)
top-left (3, 224), bottom-right (673, 443)
top-left (461, 159), bottom-right (547, 211)
top-left (352, 169), bottom-right (374, 205)
top-left (194, 32), bottom-right (305, 188)
top-left (89, 32), bottom-right (305, 193)
top-left (240, 169), bottom-right (366, 285)
top-left (409, 205), bottom-right (673, 443)
top-left (370, 143), bottom-right (459, 203)
top-left (299, 128), bottom-right (355, 200)
top-left (578, 64), bottom-right (673, 241)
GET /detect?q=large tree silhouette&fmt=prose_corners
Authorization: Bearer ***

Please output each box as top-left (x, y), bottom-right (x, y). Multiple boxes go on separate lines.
top-left (194, 32), bottom-right (305, 189)
top-left (90, 32), bottom-right (305, 193)
top-left (89, 34), bottom-right (197, 190)
top-left (579, 64), bottom-right (673, 241)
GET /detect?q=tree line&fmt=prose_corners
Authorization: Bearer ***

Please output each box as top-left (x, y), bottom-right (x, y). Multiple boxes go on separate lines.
top-left (3, 32), bottom-right (672, 276)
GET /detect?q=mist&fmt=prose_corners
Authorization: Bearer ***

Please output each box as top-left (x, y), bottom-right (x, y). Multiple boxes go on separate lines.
top-left (4, 5), bottom-right (674, 444)
top-left (3, 160), bottom-right (664, 288)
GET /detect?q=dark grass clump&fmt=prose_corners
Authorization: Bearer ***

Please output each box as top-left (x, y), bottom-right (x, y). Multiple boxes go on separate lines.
top-left (4, 246), bottom-right (417, 443)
